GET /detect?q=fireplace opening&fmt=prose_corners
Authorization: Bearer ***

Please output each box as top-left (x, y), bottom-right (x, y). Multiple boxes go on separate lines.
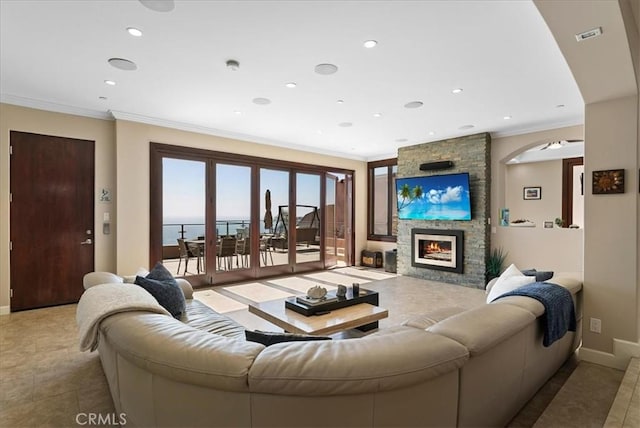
top-left (411, 229), bottom-right (464, 273)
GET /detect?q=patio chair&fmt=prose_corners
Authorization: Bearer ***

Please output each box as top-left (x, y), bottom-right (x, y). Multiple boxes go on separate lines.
top-left (177, 238), bottom-right (197, 275)
top-left (217, 237), bottom-right (237, 271)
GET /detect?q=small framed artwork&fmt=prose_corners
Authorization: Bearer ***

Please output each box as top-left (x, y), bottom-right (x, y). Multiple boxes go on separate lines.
top-left (592, 169), bottom-right (624, 194)
top-left (523, 186), bottom-right (541, 200)
top-left (544, 221), bottom-right (554, 229)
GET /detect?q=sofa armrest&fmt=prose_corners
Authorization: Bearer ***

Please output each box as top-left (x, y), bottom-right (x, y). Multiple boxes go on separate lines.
top-left (175, 278), bottom-right (193, 299)
top-left (83, 272), bottom-right (124, 289)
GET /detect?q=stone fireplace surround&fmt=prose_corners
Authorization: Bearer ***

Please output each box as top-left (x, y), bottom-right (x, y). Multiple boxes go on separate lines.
top-left (397, 133), bottom-right (491, 289)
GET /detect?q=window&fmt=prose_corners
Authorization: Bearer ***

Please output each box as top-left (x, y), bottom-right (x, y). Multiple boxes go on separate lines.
top-left (367, 158), bottom-right (397, 241)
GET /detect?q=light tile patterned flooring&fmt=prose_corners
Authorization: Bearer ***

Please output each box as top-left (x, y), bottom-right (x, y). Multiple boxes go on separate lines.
top-left (0, 267), bottom-right (626, 427)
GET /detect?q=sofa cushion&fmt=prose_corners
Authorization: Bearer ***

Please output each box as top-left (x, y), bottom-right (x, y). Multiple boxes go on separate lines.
top-left (245, 330), bottom-right (331, 346)
top-left (135, 263), bottom-right (186, 319)
top-left (402, 307), bottom-right (467, 330)
top-left (183, 300), bottom-right (245, 339)
top-left (486, 264), bottom-right (535, 303)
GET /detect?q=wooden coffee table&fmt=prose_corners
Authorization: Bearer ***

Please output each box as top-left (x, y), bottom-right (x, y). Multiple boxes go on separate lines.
top-left (248, 297), bottom-right (388, 336)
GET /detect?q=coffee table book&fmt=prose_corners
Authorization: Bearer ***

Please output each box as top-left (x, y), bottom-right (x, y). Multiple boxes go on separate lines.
top-left (286, 288), bottom-right (379, 316)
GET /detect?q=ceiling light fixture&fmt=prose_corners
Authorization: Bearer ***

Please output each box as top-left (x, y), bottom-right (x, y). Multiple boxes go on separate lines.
top-left (548, 142), bottom-right (563, 150)
top-left (104, 80), bottom-right (116, 86)
top-left (252, 97), bottom-right (271, 105)
top-left (452, 88), bottom-right (463, 94)
top-left (373, 113), bottom-right (382, 118)
top-left (363, 40), bottom-right (378, 48)
top-left (503, 115), bottom-right (512, 120)
top-left (395, 138), bottom-right (408, 143)
top-left (314, 63), bottom-right (338, 75)
top-left (459, 124), bottom-right (475, 130)
top-left (234, 110), bottom-right (242, 115)
top-left (108, 58), bottom-right (137, 71)
top-left (404, 101), bottom-right (423, 109)
top-left (139, 0), bottom-right (175, 12)
top-left (336, 99), bottom-right (344, 104)
top-left (98, 96), bottom-right (107, 100)
top-left (428, 131), bottom-right (436, 136)
top-left (285, 82), bottom-right (297, 88)
top-left (338, 122), bottom-right (353, 127)
top-left (127, 27), bottom-right (143, 37)
top-left (556, 104), bottom-right (565, 108)
top-left (226, 59), bottom-right (240, 71)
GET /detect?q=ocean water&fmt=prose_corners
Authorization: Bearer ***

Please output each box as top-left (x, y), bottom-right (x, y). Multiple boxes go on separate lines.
top-left (162, 217), bottom-right (267, 245)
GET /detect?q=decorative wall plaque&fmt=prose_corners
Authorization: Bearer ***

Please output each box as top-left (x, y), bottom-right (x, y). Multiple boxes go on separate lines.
top-left (592, 169), bottom-right (624, 194)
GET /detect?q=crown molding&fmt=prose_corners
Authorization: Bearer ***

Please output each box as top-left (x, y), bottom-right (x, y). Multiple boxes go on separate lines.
top-left (1, 94), bottom-right (114, 121)
top-left (109, 110), bottom-right (368, 161)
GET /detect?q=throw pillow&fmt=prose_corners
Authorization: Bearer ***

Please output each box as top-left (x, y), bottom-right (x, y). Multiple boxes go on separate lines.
top-left (486, 263), bottom-right (535, 303)
top-left (245, 330), bottom-right (332, 347)
top-left (134, 262), bottom-right (186, 318)
top-left (522, 269), bottom-right (554, 282)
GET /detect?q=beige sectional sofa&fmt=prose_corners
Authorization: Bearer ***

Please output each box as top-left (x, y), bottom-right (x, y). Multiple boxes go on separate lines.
top-left (79, 272), bottom-right (582, 428)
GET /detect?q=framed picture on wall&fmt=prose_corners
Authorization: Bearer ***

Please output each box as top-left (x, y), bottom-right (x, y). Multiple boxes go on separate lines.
top-left (523, 186), bottom-right (541, 200)
top-left (592, 169), bottom-right (625, 194)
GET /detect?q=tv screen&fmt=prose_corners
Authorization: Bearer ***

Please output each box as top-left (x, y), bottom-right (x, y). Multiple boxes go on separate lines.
top-left (396, 172), bottom-right (472, 220)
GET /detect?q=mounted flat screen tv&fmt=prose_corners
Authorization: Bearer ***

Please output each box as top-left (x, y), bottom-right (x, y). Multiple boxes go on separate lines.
top-left (396, 172), bottom-right (472, 221)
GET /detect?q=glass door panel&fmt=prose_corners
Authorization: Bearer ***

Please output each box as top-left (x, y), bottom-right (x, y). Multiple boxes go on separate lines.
top-left (325, 173), bottom-right (339, 267)
top-left (296, 173), bottom-right (321, 264)
top-left (216, 164), bottom-right (252, 272)
top-left (260, 168), bottom-right (289, 267)
top-left (162, 158), bottom-right (206, 277)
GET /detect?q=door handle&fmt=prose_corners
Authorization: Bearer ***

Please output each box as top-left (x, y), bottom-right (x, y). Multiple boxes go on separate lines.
top-left (81, 239), bottom-right (93, 245)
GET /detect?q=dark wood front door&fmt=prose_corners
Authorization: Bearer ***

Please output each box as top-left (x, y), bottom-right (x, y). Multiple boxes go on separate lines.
top-left (10, 131), bottom-right (95, 311)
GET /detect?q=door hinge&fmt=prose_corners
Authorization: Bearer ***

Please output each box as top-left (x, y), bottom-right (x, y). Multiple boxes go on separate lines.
top-left (9, 145), bottom-right (13, 155)
top-left (10, 289), bottom-right (13, 298)
top-left (9, 241), bottom-right (12, 251)
top-left (9, 193), bottom-right (12, 203)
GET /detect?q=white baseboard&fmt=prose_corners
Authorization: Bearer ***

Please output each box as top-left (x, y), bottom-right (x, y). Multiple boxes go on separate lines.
top-left (579, 339), bottom-right (640, 370)
top-left (0, 306), bottom-right (10, 315)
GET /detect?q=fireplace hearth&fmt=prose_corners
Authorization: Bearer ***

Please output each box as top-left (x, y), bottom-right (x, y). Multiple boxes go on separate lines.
top-left (411, 229), bottom-right (464, 273)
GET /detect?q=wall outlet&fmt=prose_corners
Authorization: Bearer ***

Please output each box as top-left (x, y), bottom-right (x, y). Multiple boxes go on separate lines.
top-left (590, 317), bottom-right (602, 334)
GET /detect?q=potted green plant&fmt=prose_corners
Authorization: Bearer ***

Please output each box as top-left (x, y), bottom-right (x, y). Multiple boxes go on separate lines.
top-left (486, 247), bottom-right (508, 282)
top-left (554, 217), bottom-right (565, 228)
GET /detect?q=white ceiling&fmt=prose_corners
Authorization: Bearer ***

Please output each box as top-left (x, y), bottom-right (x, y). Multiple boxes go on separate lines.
top-left (0, 0), bottom-right (584, 161)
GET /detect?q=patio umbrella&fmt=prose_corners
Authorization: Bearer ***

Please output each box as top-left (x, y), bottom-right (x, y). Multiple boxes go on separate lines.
top-left (264, 189), bottom-right (273, 231)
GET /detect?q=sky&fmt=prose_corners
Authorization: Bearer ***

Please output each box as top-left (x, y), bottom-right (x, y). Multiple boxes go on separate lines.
top-left (162, 158), bottom-right (321, 222)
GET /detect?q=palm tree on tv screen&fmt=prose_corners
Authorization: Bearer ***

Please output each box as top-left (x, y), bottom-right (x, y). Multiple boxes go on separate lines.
top-left (398, 184), bottom-right (423, 209)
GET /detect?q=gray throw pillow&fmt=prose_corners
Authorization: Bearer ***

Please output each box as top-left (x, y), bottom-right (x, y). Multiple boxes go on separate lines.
top-left (134, 262), bottom-right (186, 318)
top-left (522, 269), bottom-right (554, 282)
top-left (245, 330), bottom-right (331, 347)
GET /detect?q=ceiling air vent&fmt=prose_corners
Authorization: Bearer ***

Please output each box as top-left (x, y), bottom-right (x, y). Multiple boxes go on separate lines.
top-left (575, 27), bottom-right (602, 42)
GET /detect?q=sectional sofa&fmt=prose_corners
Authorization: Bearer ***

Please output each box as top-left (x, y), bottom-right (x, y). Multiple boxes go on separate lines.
top-left (79, 271), bottom-right (582, 427)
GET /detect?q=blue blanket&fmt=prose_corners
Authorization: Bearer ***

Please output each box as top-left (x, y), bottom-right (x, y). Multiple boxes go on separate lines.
top-left (493, 282), bottom-right (576, 347)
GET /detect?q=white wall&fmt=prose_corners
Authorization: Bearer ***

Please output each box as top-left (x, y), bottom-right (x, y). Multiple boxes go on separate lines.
top-left (505, 160), bottom-right (563, 227)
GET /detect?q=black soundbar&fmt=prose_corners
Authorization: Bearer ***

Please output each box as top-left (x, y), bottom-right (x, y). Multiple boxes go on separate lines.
top-left (419, 161), bottom-right (454, 171)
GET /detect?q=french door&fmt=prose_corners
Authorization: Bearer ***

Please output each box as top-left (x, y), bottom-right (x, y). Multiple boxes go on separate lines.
top-left (150, 143), bottom-right (354, 286)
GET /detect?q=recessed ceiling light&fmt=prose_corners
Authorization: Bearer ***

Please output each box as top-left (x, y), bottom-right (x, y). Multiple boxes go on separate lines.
top-left (338, 122), bottom-right (353, 127)
top-left (363, 40), bottom-right (378, 48)
top-left (336, 99), bottom-right (344, 104)
top-left (459, 124), bottom-right (475, 130)
top-left (315, 63), bottom-right (338, 75)
top-left (428, 131), bottom-right (436, 136)
top-left (316, 130), bottom-right (323, 135)
top-left (108, 58), bottom-right (137, 71)
top-left (285, 82), bottom-right (297, 88)
top-left (139, 0), bottom-right (175, 12)
top-left (556, 104), bottom-right (565, 108)
top-left (452, 88), bottom-right (463, 94)
top-left (503, 115), bottom-right (512, 120)
top-left (233, 110), bottom-right (242, 115)
top-left (373, 113), bottom-right (382, 118)
top-left (395, 138), bottom-right (408, 143)
top-left (226, 59), bottom-right (240, 71)
top-left (104, 80), bottom-right (116, 86)
top-left (98, 96), bottom-right (107, 100)
top-left (252, 97), bottom-right (271, 105)
top-left (404, 101), bottom-right (423, 109)
top-left (127, 27), bottom-right (143, 37)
